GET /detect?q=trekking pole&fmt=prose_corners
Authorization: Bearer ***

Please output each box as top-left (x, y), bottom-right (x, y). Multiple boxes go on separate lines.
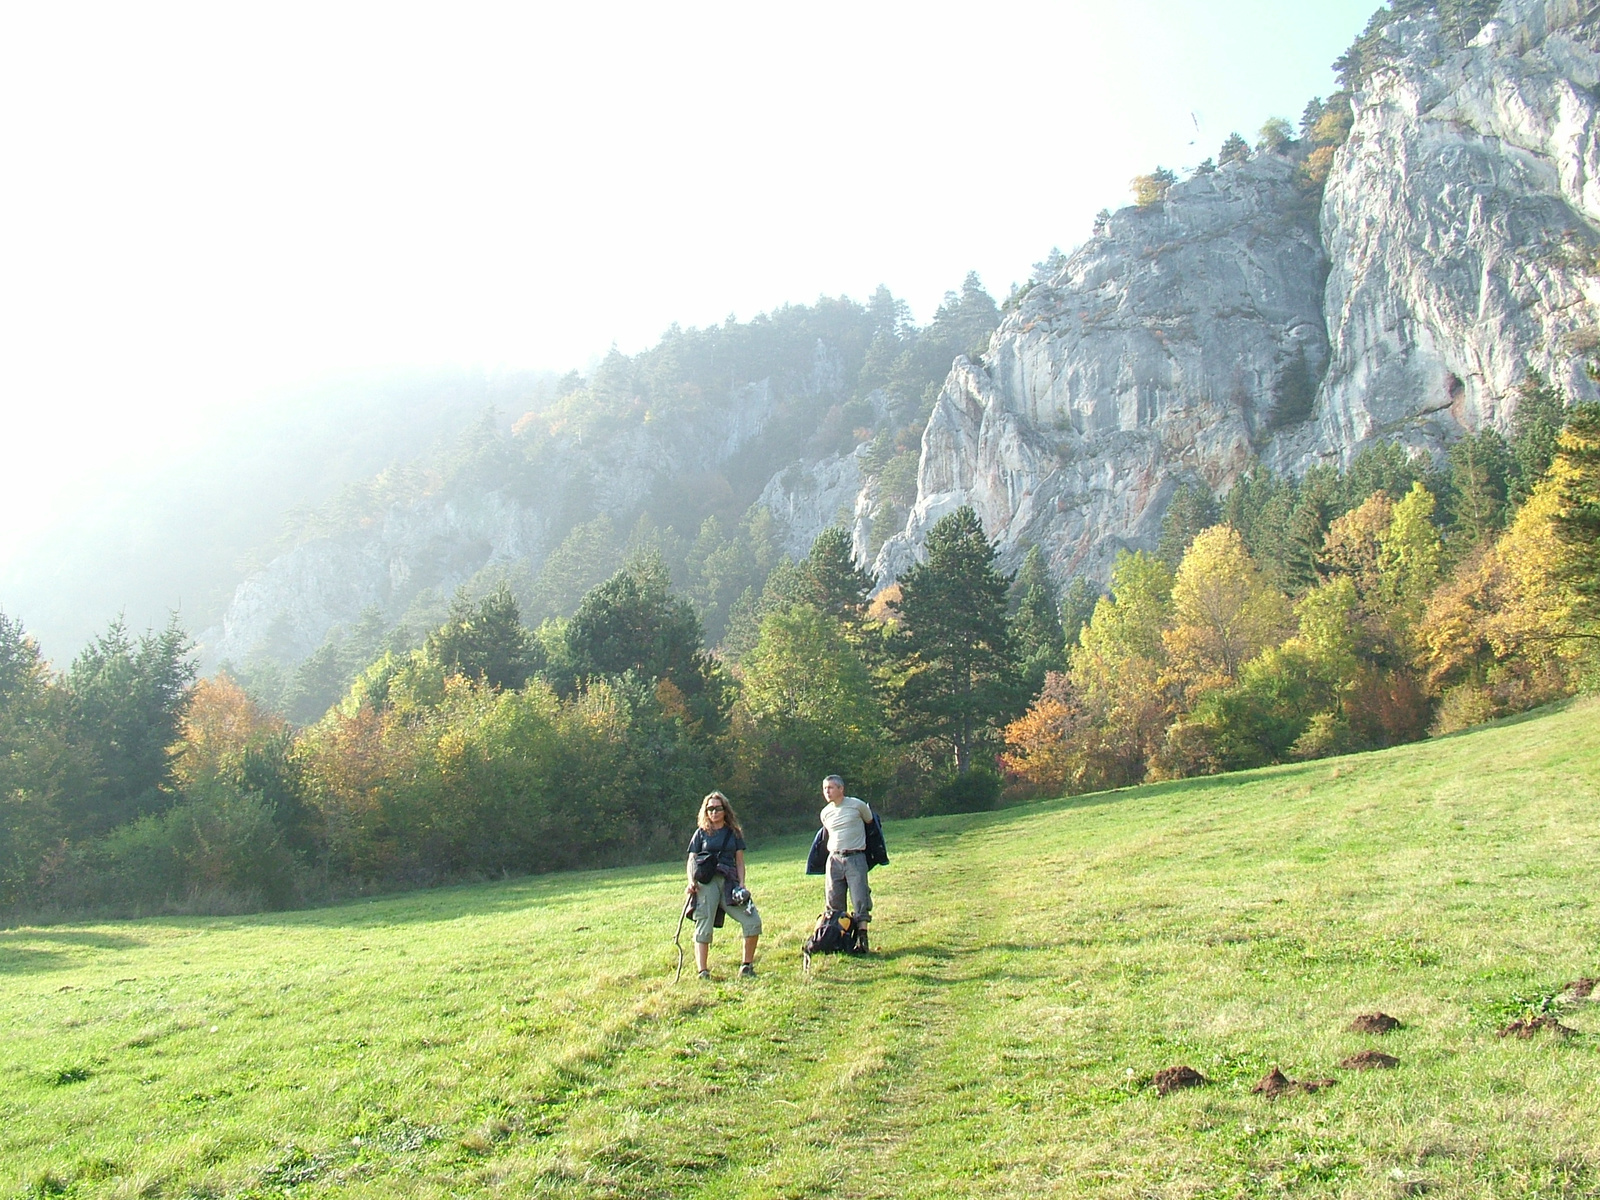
top-left (673, 891), bottom-right (695, 983)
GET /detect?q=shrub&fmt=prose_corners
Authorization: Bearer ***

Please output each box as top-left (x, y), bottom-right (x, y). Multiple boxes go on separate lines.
top-left (925, 766), bottom-right (1002, 815)
top-left (38, 782), bottom-right (299, 916)
top-left (1130, 168), bottom-right (1177, 209)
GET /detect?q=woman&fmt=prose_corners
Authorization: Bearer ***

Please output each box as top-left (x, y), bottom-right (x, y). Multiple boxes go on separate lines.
top-left (685, 791), bottom-right (762, 978)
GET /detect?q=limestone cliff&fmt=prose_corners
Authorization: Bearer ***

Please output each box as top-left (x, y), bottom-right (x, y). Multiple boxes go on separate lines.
top-left (875, 152), bottom-right (1329, 585)
top-left (874, 0), bottom-right (1600, 586)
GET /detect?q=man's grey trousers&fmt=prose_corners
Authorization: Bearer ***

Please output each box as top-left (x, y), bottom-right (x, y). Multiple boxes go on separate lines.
top-left (825, 852), bottom-right (872, 918)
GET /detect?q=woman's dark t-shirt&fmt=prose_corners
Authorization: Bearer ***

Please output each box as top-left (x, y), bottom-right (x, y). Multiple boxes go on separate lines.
top-left (687, 826), bottom-right (744, 875)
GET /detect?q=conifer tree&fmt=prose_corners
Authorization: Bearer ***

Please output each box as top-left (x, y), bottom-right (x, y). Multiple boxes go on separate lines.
top-left (1300, 97), bottom-right (1326, 138)
top-left (1443, 429), bottom-right (1512, 550)
top-left (1285, 500), bottom-right (1329, 593)
top-left (565, 554), bottom-right (728, 731)
top-left (1058, 576), bottom-right (1101, 649)
top-left (66, 615), bottom-right (196, 836)
top-left (1510, 372), bottom-right (1569, 503)
top-left (803, 526), bottom-right (874, 625)
top-left (1011, 545), bottom-right (1067, 696)
top-left (426, 582), bottom-right (544, 691)
top-left (1548, 404), bottom-right (1600, 623)
top-left (1158, 482), bottom-right (1220, 567)
top-left (1219, 133), bottom-right (1251, 165)
top-left (0, 611), bottom-right (79, 906)
top-left (893, 507), bottom-right (1024, 773)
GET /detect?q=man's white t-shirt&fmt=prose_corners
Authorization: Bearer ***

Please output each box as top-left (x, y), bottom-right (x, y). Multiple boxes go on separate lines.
top-left (820, 795), bottom-right (873, 853)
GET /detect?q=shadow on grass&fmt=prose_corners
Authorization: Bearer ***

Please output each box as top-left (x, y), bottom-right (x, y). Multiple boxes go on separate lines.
top-left (0, 946), bottom-right (77, 975)
top-left (0, 929), bottom-right (146, 974)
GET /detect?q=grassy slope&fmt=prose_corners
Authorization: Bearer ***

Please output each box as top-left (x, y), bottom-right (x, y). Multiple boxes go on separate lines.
top-left (5, 698), bottom-right (1600, 1199)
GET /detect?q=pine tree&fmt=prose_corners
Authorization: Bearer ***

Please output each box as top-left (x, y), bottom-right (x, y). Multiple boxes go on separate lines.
top-left (1300, 97), bottom-right (1326, 138)
top-left (1510, 371), bottom-right (1569, 503)
top-left (66, 615), bottom-right (197, 836)
top-left (1344, 441), bottom-right (1421, 508)
top-left (1219, 133), bottom-right (1251, 165)
top-left (425, 582), bottom-right (544, 691)
top-left (893, 507), bottom-right (1024, 773)
top-left (1011, 545), bottom-right (1066, 696)
top-left (1285, 500), bottom-right (1329, 593)
top-left (565, 554), bottom-right (727, 729)
top-left (1058, 576), bottom-right (1101, 649)
top-left (803, 526), bottom-right (875, 625)
top-left (0, 611), bottom-right (79, 907)
top-left (1442, 429), bottom-right (1512, 550)
top-left (1030, 247), bottom-right (1068, 284)
top-left (1548, 404), bottom-right (1600, 622)
top-left (1158, 482), bottom-right (1220, 566)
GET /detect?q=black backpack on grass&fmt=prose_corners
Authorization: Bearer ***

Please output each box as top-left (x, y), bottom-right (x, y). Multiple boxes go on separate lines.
top-left (802, 912), bottom-right (869, 970)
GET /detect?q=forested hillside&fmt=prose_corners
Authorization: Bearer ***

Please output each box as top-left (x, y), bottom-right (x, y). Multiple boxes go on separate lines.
top-left (213, 277), bottom-right (1001, 722)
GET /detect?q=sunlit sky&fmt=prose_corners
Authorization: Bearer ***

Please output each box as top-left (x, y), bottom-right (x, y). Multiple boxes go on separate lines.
top-left (0, 1), bottom-right (1379, 567)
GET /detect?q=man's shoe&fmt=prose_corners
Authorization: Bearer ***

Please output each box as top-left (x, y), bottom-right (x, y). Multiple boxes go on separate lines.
top-left (738, 962), bottom-right (756, 978)
top-left (697, 968), bottom-right (711, 980)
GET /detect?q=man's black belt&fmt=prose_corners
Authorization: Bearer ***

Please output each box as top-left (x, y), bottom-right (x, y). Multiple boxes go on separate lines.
top-left (831, 848), bottom-right (866, 856)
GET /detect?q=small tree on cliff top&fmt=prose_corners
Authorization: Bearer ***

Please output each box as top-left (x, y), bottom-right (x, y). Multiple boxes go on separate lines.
top-left (1131, 167), bottom-right (1177, 209)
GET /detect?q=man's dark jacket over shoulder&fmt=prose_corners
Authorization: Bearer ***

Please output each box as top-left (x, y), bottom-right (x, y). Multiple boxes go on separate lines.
top-left (805, 815), bottom-right (889, 876)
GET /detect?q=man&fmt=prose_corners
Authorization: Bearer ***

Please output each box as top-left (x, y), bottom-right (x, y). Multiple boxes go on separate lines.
top-left (818, 774), bottom-right (874, 923)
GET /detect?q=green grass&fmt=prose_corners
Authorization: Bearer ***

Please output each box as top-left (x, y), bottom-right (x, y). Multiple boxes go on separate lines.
top-left (6, 698), bottom-right (1600, 1199)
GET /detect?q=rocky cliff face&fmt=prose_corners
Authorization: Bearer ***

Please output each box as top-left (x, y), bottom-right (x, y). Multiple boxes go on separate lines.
top-left (875, 153), bottom-right (1330, 585)
top-left (874, 0), bottom-right (1600, 586)
top-left (209, 488), bottom-right (554, 665)
top-left (1280, 0), bottom-right (1600, 469)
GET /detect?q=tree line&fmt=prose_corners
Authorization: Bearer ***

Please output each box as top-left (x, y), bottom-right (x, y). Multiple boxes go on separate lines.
top-left (3, 392), bottom-right (1596, 919)
top-left (0, 508), bottom-right (1032, 917)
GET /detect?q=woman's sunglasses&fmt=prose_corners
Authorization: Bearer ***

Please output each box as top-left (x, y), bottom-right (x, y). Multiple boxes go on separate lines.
top-left (706, 805), bottom-right (725, 813)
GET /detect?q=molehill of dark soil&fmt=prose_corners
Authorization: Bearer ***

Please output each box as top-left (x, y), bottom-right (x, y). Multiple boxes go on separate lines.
top-left (1347, 1012), bottom-right (1402, 1034)
top-left (1564, 978), bottom-right (1597, 1000)
top-left (1498, 1014), bottom-right (1576, 1039)
top-left (1251, 1066), bottom-right (1336, 1097)
top-left (1339, 1050), bottom-right (1400, 1070)
top-left (1151, 1065), bottom-right (1207, 1095)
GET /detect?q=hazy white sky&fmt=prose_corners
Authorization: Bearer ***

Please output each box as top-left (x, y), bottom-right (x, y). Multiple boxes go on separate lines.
top-left (0, 0), bottom-right (1379, 564)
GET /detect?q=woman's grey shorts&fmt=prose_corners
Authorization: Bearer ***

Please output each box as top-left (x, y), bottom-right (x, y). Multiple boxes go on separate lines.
top-left (693, 874), bottom-right (763, 944)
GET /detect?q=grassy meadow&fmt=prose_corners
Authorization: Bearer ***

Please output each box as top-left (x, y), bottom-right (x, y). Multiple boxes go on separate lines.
top-left (5, 697), bottom-right (1600, 1198)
